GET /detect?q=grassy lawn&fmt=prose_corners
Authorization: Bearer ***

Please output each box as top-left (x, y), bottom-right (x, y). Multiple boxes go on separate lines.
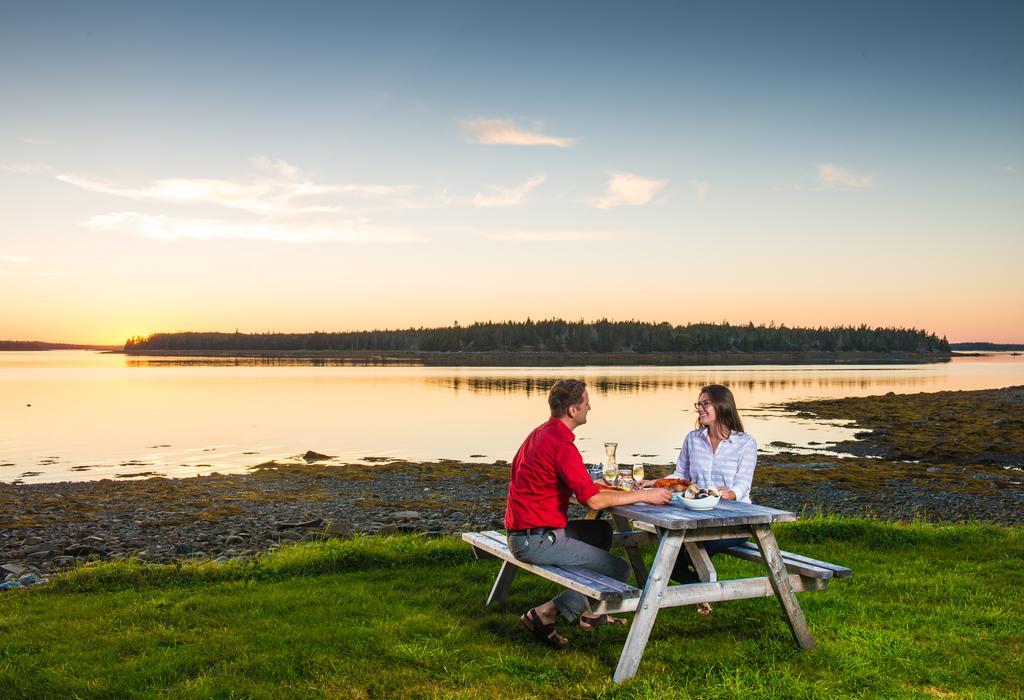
top-left (1, 518), bottom-right (1022, 699)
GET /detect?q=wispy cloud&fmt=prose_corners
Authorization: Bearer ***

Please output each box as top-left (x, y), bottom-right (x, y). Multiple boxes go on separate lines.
top-left (0, 161), bottom-right (53, 174)
top-left (818, 163), bottom-right (875, 189)
top-left (1000, 164), bottom-right (1017, 174)
top-left (56, 159), bottom-right (430, 244)
top-left (691, 180), bottom-right (710, 202)
top-left (485, 229), bottom-right (615, 242)
top-left (21, 137), bottom-right (53, 146)
top-left (460, 118), bottom-right (575, 147)
top-left (83, 212), bottom-right (418, 244)
top-left (586, 171), bottom-right (667, 209)
top-left (473, 175), bottom-right (546, 207)
top-left (57, 160), bottom-right (414, 217)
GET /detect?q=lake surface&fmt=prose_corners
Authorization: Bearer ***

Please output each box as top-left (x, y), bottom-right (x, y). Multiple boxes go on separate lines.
top-left (2, 351), bottom-right (1022, 484)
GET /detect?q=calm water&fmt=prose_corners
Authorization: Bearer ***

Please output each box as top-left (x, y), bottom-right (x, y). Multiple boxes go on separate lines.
top-left (2, 351), bottom-right (1022, 484)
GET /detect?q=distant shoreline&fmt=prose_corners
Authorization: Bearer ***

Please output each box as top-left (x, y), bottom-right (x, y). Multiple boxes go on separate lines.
top-left (118, 348), bottom-right (953, 366)
top-left (0, 342), bottom-right (121, 351)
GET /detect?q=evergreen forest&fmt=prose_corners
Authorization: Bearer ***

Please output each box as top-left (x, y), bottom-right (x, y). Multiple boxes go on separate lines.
top-left (123, 320), bottom-right (950, 355)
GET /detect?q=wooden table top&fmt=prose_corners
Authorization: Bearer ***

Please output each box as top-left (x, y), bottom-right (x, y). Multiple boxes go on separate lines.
top-left (610, 499), bottom-right (797, 530)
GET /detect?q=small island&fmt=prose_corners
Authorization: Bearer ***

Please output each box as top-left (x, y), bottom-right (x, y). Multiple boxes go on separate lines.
top-left (121, 319), bottom-right (952, 365)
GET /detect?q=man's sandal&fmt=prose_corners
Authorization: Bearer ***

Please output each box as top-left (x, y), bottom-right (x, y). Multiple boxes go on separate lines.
top-left (696, 602), bottom-right (713, 616)
top-left (520, 608), bottom-right (567, 649)
top-left (579, 613), bottom-right (628, 631)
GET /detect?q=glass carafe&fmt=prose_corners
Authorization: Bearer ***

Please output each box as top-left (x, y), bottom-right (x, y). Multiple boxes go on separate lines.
top-left (603, 442), bottom-right (618, 483)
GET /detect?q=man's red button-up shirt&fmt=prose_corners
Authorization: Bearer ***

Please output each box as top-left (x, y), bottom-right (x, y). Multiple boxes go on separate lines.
top-left (504, 417), bottom-right (600, 530)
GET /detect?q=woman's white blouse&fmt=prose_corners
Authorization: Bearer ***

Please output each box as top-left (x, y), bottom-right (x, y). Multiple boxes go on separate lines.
top-left (671, 428), bottom-right (758, 503)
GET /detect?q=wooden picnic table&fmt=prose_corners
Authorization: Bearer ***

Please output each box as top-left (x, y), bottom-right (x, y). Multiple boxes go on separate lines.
top-left (595, 499), bottom-right (814, 682)
top-left (465, 498), bottom-right (849, 683)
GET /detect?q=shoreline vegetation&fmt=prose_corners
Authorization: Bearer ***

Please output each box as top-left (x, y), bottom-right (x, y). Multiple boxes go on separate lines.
top-left (120, 348), bottom-right (953, 365)
top-left (0, 340), bottom-right (120, 351)
top-left (121, 320), bottom-right (951, 366)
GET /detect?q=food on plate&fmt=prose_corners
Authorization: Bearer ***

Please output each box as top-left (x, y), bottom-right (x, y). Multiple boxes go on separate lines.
top-left (595, 481), bottom-right (633, 492)
top-left (652, 478), bottom-right (692, 492)
top-left (683, 484), bottom-right (721, 500)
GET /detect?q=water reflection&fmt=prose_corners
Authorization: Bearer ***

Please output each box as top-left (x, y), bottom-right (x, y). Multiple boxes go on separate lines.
top-left (432, 373), bottom-right (939, 396)
top-left (125, 356), bottom-right (424, 367)
top-left (2, 351), bottom-right (1022, 484)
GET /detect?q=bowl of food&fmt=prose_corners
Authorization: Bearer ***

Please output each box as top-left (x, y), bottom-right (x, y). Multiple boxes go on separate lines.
top-left (672, 484), bottom-right (721, 510)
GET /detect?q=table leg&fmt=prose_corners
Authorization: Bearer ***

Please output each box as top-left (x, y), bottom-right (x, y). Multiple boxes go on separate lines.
top-left (613, 528), bottom-right (684, 683)
top-left (750, 524), bottom-right (815, 651)
top-left (612, 514), bottom-right (649, 588)
top-left (486, 560), bottom-right (518, 605)
top-left (684, 541), bottom-right (717, 582)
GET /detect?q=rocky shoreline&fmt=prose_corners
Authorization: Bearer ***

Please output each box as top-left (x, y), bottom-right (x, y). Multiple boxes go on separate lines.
top-left (3, 453), bottom-right (1022, 586)
top-left (4, 385), bottom-right (1023, 587)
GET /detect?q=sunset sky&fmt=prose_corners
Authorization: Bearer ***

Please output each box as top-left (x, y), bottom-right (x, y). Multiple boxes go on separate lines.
top-left (2, 1), bottom-right (1022, 344)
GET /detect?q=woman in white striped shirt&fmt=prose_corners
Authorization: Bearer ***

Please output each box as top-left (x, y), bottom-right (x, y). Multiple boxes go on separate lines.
top-left (651, 384), bottom-right (758, 614)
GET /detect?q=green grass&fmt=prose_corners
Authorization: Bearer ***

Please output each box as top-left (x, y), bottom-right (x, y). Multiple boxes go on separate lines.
top-left (1, 518), bottom-right (1022, 699)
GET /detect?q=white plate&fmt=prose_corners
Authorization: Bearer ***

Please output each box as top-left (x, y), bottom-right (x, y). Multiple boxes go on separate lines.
top-left (672, 493), bottom-right (720, 510)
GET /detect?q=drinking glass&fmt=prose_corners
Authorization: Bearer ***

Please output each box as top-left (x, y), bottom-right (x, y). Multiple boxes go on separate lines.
top-left (632, 462), bottom-right (645, 484)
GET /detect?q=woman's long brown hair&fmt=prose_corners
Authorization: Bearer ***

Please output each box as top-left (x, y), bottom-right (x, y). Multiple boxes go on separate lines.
top-left (695, 384), bottom-right (744, 435)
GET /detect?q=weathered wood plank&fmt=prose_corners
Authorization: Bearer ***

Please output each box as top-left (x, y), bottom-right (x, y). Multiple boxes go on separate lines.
top-left (461, 532), bottom-right (638, 601)
top-left (633, 520), bottom-right (755, 542)
top-left (470, 545), bottom-right (497, 560)
top-left (723, 545), bottom-right (834, 580)
top-left (561, 566), bottom-right (641, 599)
top-left (746, 545), bottom-right (852, 578)
top-left (610, 500), bottom-right (796, 530)
top-left (486, 560), bottom-right (518, 605)
top-left (612, 529), bottom-right (684, 683)
top-left (612, 514), bottom-right (649, 587)
top-left (751, 524), bottom-right (815, 651)
top-left (684, 541), bottom-right (717, 583)
top-left (590, 574), bottom-right (828, 614)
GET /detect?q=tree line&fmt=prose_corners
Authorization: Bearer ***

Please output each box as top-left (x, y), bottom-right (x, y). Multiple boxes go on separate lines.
top-left (123, 320), bottom-right (950, 354)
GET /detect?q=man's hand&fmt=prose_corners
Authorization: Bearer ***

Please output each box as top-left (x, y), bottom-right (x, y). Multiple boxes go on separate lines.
top-left (717, 487), bottom-right (736, 500)
top-left (641, 487), bottom-right (672, 505)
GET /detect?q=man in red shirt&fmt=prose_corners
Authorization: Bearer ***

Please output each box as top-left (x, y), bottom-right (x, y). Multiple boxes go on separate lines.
top-left (506, 379), bottom-right (672, 648)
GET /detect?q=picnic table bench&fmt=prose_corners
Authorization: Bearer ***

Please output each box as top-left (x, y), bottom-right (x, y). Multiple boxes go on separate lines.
top-left (463, 500), bottom-right (851, 683)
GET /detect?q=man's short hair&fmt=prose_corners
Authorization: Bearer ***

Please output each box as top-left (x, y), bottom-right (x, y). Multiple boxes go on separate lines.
top-left (548, 379), bottom-right (587, 417)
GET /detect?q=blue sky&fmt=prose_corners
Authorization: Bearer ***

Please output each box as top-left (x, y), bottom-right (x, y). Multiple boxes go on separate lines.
top-left (2, 1), bottom-right (1022, 342)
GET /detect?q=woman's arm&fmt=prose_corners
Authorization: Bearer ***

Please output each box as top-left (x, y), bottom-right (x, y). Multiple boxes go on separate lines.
top-left (722, 437), bottom-right (757, 502)
top-left (584, 486), bottom-right (672, 510)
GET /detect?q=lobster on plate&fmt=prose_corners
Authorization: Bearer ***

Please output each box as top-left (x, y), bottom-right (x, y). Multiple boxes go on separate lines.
top-left (652, 478), bottom-right (692, 492)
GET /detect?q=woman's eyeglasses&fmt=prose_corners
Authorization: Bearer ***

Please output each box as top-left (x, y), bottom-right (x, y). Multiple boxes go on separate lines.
top-left (694, 400), bottom-right (712, 410)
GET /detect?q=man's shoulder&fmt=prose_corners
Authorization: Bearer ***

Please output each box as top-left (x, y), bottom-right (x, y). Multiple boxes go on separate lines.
top-left (535, 417), bottom-right (573, 442)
